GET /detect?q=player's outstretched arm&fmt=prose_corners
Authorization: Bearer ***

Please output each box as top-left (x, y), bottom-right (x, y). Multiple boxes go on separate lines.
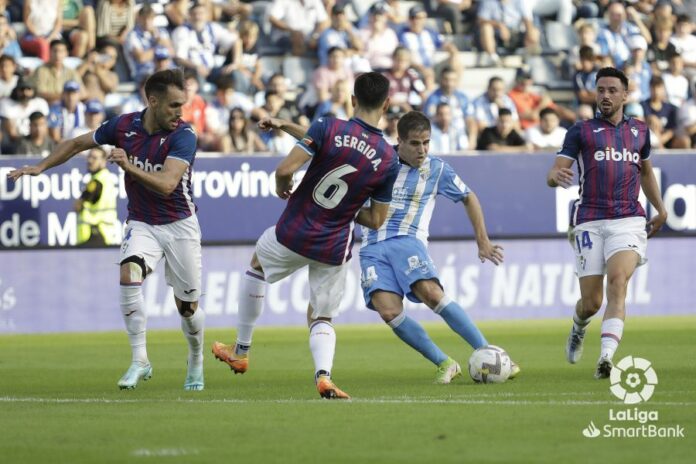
top-left (275, 146), bottom-right (311, 199)
top-left (108, 148), bottom-right (187, 196)
top-left (463, 191), bottom-right (504, 265)
top-left (356, 200), bottom-right (390, 230)
top-left (640, 159), bottom-right (668, 238)
top-left (258, 117), bottom-right (308, 141)
top-left (547, 156), bottom-right (575, 188)
top-left (6, 131), bottom-right (98, 181)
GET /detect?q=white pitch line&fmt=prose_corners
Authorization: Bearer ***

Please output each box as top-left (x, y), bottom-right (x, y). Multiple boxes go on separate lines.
top-left (1, 396), bottom-right (695, 406)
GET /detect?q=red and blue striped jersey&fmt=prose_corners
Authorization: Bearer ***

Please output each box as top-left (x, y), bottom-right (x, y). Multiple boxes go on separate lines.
top-left (557, 114), bottom-right (650, 226)
top-left (275, 117), bottom-right (400, 265)
top-left (93, 110), bottom-right (198, 225)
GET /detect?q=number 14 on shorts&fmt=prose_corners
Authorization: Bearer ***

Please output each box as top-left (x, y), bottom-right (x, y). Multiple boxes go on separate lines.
top-left (575, 230), bottom-right (593, 253)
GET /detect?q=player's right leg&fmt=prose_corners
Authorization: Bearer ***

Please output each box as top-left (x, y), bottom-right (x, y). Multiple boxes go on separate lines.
top-left (213, 226), bottom-right (304, 374)
top-left (117, 222), bottom-right (162, 390)
top-left (567, 223), bottom-right (605, 365)
top-left (211, 252), bottom-right (264, 374)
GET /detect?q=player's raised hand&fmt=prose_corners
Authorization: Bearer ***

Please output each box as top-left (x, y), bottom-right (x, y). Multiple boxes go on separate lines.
top-left (478, 242), bottom-right (504, 266)
top-left (552, 167), bottom-right (574, 188)
top-left (108, 148), bottom-right (129, 170)
top-left (7, 165), bottom-right (42, 181)
top-left (646, 211), bottom-right (668, 238)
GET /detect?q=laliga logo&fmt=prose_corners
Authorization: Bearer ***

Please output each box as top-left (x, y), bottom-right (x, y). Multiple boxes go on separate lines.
top-left (128, 155), bottom-right (163, 172)
top-left (609, 356), bottom-right (658, 404)
top-left (593, 147), bottom-right (640, 163)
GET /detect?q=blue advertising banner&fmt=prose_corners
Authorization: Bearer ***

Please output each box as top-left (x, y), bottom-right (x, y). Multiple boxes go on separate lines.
top-left (1, 153), bottom-right (694, 248)
top-left (0, 238), bottom-right (693, 333)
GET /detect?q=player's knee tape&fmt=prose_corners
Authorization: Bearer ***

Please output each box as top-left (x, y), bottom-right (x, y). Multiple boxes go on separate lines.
top-left (178, 300), bottom-right (197, 317)
top-left (432, 295), bottom-right (453, 314)
top-left (120, 255), bottom-right (148, 282)
top-left (120, 285), bottom-right (142, 311)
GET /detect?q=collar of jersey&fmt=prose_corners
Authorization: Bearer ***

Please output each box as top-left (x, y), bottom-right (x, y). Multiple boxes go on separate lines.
top-left (594, 111), bottom-right (631, 127)
top-left (350, 117), bottom-right (382, 135)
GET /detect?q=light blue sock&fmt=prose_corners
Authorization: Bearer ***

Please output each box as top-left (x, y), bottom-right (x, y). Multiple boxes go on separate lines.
top-left (434, 296), bottom-right (488, 349)
top-left (388, 312), bottom-right (448, 366)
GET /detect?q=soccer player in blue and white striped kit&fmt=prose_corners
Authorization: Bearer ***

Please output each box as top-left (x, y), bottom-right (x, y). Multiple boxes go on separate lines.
top-left (358, 111), bottom-right (518, 384)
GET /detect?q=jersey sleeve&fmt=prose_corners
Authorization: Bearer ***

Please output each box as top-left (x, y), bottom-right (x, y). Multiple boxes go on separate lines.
top-left (371, 158), bottom-right (399, 203)
top-left (295, 118), bottom-right (327, 157)
top-left (167, 126), bottom-right (198, 165)
top-left (93, 115), bottom-right (122, 146)
top-left (641, 126), bottom-right (651, 160)
top-left (557, 122), bottom-right (582, 161)
top-left (437, 161), bottom-right (470, 202)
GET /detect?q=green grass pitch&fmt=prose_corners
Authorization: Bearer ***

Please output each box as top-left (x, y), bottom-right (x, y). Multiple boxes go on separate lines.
top-left (1, 317), bottom-right (694, 463)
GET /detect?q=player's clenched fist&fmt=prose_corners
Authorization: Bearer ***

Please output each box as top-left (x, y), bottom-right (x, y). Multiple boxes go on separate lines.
top-left (7, 165), bottom-right (43, 181)
top-left (108, 148), bottom-right (129, 169)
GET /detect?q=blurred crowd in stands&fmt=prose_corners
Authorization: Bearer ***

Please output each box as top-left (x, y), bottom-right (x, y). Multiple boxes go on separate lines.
top-left (1, 0), bottom-right (696, 156)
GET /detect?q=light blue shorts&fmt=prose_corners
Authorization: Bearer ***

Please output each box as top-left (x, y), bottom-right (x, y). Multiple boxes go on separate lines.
top-left (359, 236), bottom-right (441, 309)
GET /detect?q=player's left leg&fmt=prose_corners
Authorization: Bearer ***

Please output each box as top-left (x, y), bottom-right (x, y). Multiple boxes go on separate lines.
top-left (307, 261), bottom-right (350, 399)
top-left (162, 216), bottom-right (205, 391)
top-left (595, 251), bottom-right (640, 379)
top-left (594, 217), bottom-right (647, 379)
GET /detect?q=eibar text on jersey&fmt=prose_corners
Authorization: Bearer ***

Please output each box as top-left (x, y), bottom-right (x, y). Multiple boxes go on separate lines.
top-left (333, 134), bottom-right (381, 170)
top-left (593, 147), bottom-right (640, 163)
top-left (128, 155), bottom-right (164, 172)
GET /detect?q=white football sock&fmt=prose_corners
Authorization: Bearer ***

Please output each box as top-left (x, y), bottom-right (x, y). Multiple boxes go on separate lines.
top-left (120, 285), bottom-right (148, 365)
top-left (309, 320), bottom-right (336, 378)
top-left (181, 307), bottom-right (205, 367)
top-left (600, 318), bottom-right (624, 360)
top-left (236, 268), bottom-right (266, 346)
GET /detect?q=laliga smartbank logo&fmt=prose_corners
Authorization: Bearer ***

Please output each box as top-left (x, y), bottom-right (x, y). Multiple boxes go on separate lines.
top-left (581, 356), bottom-right (685, 439)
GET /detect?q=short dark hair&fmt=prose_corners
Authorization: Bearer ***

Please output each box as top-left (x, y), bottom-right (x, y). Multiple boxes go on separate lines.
top-left (498, 108), bottom-right (513, 118)
top-left (327, 46), bottom-right (345, 57)
top-left (540, 107), bottom-right (557, 119)
top-left (50, 39), bottom-right (67, 50)
top-left (488, 76), bottom-right (504, 88)
top-left (435, 102), bottom-right (451, 112)
top-left (215, 76), bottom-right (235, 91)
top-left (28, 111), bottom-right (45, 122)
top-left (649, 75), bottom-right (665, 88)
top-left (353, 72), bottom-right (390, 111)
top-left (138, 4), bottom-right (155, 17)
top-left (144, 68), bottom-right (186, 98)
top-left (397, 111), bottom-right (430, 139)
top-left (440, 66), bottom-right (455, 78)
top-left (579, 45), bottom-right (595, 61)
top-left (595, 67), bottom-right (629, 89)
top-left (0, 54), bottom-right (15, 65)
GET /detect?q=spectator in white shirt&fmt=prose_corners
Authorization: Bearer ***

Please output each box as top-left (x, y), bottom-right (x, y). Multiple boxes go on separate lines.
top-left (429, 102), bottom-right (469, 154)
top-left (525, 107), bottom-right (566, 150)
top-left (268, 0), bottom-right (329, 56)
top-left (671, 14), bottom-right (696, 81)
top-left (172, 1), bottom-right (237, 83)
top-left (662, 54), bottom-right (690, 107)
top-left (358, 2), bottom-right (399, 71)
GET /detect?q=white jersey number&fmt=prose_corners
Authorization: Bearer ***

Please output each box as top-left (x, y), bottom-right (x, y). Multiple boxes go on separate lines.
top-left (312, 164), bottom-right (358, 209)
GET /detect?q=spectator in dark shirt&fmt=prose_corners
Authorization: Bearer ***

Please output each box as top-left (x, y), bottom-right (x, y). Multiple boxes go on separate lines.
top-left (476, 107), bottom-right (529, 151)
top-left (648, 17), bottom-right (678, 73)
top-left (641, 75), bottom-right (679, 148)
top-left (574, 45), bottom-right (599, 106)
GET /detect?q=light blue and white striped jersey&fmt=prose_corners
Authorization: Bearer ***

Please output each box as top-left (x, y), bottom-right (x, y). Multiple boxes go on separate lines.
top-left (361, 156), bottom-right (470, 247)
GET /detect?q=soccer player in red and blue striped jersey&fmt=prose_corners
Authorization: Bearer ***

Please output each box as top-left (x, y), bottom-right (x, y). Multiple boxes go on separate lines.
top-left (8, 69), bottom-right (206, 392)
top-left (213, 72), bottom-right (400, 399)
top-left (548, 67), bottom-right (668, 379)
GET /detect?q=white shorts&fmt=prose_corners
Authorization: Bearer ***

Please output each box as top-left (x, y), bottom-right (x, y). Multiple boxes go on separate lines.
top-left (120, 215), bottom-right (202, 302)
top-left (255, 226), bottom-right (348, 319)
top-left (572, 216), bottom-right (647, 278)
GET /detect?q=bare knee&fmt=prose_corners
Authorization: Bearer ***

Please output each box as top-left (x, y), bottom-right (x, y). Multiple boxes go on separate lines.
top-left (582, 293), bottom-right (603, 314)
top-left (377, 306), bottom-right (402, 323)
top-left (606, 273), bottom-right (629, 298)
top-left (412, 280), bottom-right (444, 309)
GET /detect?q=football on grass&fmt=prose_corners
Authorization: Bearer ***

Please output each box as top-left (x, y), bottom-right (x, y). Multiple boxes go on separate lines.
top-left (468, 345), bottom-right (512, 384)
